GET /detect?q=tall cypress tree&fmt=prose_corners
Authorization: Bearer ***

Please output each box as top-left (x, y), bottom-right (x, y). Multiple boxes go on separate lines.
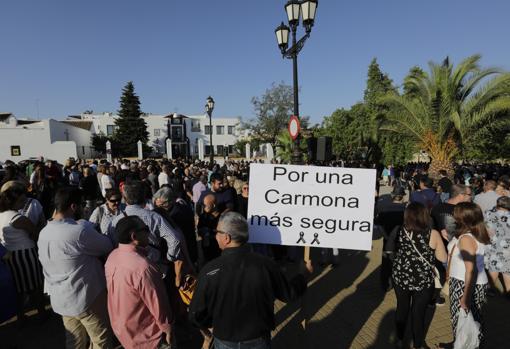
top-left (362, 59), bottom-right (413, 164)
top-left (114, 81), bottom-right (150, 157)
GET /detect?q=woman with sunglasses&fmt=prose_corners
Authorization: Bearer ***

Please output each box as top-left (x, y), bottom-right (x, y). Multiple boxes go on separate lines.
top-left (89, 188), bottom-right (124, 235)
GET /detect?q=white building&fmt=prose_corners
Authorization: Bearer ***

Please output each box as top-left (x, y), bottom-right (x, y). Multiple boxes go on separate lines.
top-left (0, 113), bottom-right (96, 163)
top-left (68, 112), bottom-right (242, 159)
top-left (0, 110), bottom-right (243, 163)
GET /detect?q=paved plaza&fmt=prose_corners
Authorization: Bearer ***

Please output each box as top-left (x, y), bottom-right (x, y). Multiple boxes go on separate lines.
top-left (1, 187), bottom-right (509, 349)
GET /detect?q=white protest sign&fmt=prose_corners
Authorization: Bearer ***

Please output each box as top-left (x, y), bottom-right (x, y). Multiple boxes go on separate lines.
top-left (248, 164), bottom-right (376, 251)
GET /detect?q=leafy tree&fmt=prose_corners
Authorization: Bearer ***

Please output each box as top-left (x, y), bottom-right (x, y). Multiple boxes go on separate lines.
top-left (379, 134), bottom-right (416, 165)
top-left (363, 58), bottom-right (399, 163)
top-left (91, 132), bottom-right (109, 153)
top-left (233, 139), bottom-right (249, 157)
top-left (317, 103), bottom-right (367, 160)
top-left (314, 59), bottom-right (414, 165)
top-left (113, 81), bottom-right (150, 157)
top-left (248, 82), bottom-right (308, 148)
top-left (403, 66), bottom-right (427, 99)
top-left (380, 55), bottom-right (510, 176)
top-left (464, 120), bottom-right (510, 161)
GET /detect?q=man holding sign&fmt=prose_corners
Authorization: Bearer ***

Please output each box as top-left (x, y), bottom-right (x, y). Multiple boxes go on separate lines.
top-left (189, 212), bottom-right (312, 349)
top-left (248, 164), bottom-right (376, 252)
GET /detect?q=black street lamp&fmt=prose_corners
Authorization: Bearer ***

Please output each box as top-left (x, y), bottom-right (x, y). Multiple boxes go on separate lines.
top-left (205, 96), bottom-right (215, 163)
top-left (275, 0), bottom-right (318, 164)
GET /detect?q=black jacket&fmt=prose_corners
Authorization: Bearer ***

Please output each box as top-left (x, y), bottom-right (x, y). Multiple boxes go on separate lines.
top-left (189, 244), bottom-right (306, 342)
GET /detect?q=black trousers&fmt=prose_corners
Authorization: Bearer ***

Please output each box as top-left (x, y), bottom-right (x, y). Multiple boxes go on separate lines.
top-left (394, 284), bottom-right (433, 347)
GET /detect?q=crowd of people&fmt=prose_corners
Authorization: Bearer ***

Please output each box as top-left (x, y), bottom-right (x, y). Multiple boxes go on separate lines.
top-left (0, 157), bottom-right (509, 348)
top-left (375, 165), bottom-right (510, 349)
top-left (0, 157), bottom-right (311, 349)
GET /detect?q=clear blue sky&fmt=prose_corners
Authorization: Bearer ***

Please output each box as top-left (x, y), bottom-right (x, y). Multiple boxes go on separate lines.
top-left (1, 0), bottom-right (510, 124)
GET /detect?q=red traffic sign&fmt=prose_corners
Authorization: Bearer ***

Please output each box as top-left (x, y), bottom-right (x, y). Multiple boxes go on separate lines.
top-left (288, 115), bottom-right (300, 141)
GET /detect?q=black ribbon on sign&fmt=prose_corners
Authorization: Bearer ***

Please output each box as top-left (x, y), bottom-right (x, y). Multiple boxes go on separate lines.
top-left (311, 233), bottom-right (320, 245)
top-left (296, 232), bottom-right (306, 244)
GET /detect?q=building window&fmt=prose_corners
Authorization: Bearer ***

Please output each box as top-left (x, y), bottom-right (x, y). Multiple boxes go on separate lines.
top-left (10, 145), bottom-right (21, 156)
top-left (154, 129), bottom-right (161, 137)
top-left (107, 125), bottom-right (116, 136)
top-left (228, 145), bottom-right (234, 154)
top-left (205, 145), bottom-right (211, 155)
top-left (217, 145), bottom-right (224, 155)
top-left (191, 120), bottom-right (201, 132)
top-left (205, 125), bottom-right (211, 135)
top-left (194, 145), bottom-right (198, 154)
top-left (82, 146), bottom-right (85, 155)
top-left (171, 126), bottom-right (183, 141)
top-left (171, 118), bottom-right (182, 124)
top-left (228, 126), bottom-right (235, 135)
top-left (216, 126), bottom-right (224, 135)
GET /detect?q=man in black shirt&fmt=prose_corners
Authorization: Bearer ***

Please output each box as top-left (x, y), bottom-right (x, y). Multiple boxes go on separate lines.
top-left (375, 186), bottom-right (406, 291)
top-left (431, 184), bottom-right (472, 241)
top-left (437, 170), bottom-right (453, 202)
top-left (197, 172), bottom-right (235, 214)
top-left (189, 212), bottom-right (312, 348)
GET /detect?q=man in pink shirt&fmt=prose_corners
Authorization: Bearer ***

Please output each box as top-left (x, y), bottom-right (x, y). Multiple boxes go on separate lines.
top-left (105, 216), bottom-right (173, 349)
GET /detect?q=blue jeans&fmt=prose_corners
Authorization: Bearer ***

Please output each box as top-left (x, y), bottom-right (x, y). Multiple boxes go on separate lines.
top-left (214, 336), bottom-right (271, 349)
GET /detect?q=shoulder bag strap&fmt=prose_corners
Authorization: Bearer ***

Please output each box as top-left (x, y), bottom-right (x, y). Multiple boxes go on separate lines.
top-left (446, 243), bottom-right (457, 281)
top-left (9, 213), bottom-right (22, 225)
top-left (98, 205), bottom-right (105, 224)
top-left (403, 228), bottom-right (439, 278)
top-left (22, 198), bottom-right (32, 215)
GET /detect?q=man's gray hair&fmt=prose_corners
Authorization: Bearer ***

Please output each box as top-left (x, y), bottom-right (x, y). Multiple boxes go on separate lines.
top-left (153, 187), bottom-right (172, 203)
top-left (123, 181), bottom-right (145, 205)
top-left (218, 211), bottom-right (249, 244)
top-left (450, 184), bottom-right (469, 199)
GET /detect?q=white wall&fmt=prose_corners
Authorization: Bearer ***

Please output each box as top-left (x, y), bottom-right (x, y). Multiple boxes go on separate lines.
top-left (71, 112), bottom-right (242, 158)
top-left (0, 120), bottom-right (79, 163)
top-left (187, 115), bottom-right (241, 156)
top-left (48, 119), bottom-right (95, 159)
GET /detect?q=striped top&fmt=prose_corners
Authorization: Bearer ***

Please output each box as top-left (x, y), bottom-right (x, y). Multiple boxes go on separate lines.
top-left (108, 204), bottom-right (185, 263)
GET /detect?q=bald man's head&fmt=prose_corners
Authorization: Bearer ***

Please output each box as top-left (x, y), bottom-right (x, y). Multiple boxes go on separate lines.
top-left (203, 194), bottom-right (216, 212)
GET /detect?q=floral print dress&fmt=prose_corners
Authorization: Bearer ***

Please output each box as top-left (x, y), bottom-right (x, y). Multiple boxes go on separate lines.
top-left (392, 228), bottom-right (435, 291)
top-left (485, 208), bottom-right (510, 274)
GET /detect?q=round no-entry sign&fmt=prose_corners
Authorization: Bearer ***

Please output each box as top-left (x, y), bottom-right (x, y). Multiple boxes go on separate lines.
top-left (288, 115), bottom-right (300, 141)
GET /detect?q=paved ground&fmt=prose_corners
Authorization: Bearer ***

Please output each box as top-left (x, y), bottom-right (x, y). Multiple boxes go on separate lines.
top-left (2, 185), bottom-right (510, 348)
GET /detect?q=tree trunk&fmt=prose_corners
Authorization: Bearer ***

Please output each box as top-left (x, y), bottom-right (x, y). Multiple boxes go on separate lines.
top-left (428, 158), bottom-right (454, 180)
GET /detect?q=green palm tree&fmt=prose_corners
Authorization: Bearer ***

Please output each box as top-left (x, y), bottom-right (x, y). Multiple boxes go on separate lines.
top-left (381, 55), bottom-right (510, 176)
top-left (275, 130), bottom-right (308, 163)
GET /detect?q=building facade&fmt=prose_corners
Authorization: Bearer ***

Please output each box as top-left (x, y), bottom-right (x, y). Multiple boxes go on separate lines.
top-left (68, 112), bottom-right (242, 159)
top-left (0, 113), bottom-right (96, 163)
top-left (0, 111), bottom-right (242, 162)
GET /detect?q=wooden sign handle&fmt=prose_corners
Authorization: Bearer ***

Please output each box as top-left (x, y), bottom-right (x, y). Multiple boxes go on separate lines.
top-left (304, 246), bottom-right (310, 262)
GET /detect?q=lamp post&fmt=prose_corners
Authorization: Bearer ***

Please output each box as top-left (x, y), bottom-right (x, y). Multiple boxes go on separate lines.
top-left (275, 0), bottom-right (318, 164)
top-left (205, 96), bottom-right (215, 163)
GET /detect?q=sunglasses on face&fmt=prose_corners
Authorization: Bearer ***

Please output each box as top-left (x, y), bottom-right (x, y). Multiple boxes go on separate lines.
top-left (109, 199), bottom-right (121, 203)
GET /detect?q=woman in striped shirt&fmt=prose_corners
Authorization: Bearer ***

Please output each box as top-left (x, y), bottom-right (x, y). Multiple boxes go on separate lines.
top-left (0, 181), bottom-right (46, 324)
